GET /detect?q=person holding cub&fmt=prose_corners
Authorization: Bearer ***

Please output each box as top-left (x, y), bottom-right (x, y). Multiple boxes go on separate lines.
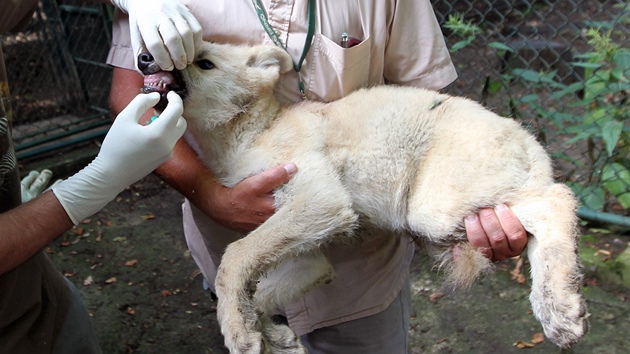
top-left (106, 0), bottom-right (529, 352)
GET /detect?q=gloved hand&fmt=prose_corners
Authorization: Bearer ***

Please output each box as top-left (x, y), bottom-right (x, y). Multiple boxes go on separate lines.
top-left (52, 92), bottom-right (187, 224)
top-left (110, 0), bottom-right (203, 71)
top-left (21, 169), bottom-right (62, 203)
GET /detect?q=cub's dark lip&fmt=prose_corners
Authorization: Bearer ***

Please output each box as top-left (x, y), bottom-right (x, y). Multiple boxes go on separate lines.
top-left (137, 51), bottom-right (187, 111)
top-left (141, 69), bottom-right (187, 111)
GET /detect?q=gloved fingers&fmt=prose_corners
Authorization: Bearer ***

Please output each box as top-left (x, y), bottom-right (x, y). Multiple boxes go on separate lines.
top-left (117, 92), bottom-right (161, 125)
top-left (137, 18), bottom-right (177, 71)
top-left (175, 10), bottom-right (203, 65)
top-left (21, 170), bottom-right (40, 189)
top-left (31, 169), bottom-right (54, 193)
top-left (162, 0), bottom-right (202, 67)
top-left (129, 25), bottom-right (157, 73)
top-left (21, 169), bottom-right (54, 202)
top-left (148, 91), bottom-right (186, 137)
top-left (149, 17), bottom-right (188, 70)
top-left (23, 169), bottom-right (52, 191)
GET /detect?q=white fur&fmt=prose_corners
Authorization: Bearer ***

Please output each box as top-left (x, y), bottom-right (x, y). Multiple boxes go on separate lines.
top-left (180, 42), bottom-right (588, 353)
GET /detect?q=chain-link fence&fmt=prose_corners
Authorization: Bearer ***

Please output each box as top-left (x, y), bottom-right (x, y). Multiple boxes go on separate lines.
top-left (434, 0), bottom-right (630, 222)
top-left (2, 0), bottom-right (629, 221)
top-left (1, 0), bottom-right (112, 160)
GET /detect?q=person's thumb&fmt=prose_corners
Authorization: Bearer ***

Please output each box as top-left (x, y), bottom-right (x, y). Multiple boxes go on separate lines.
top-left (147, 92), bottom-right (187, 139)
top-left (254, 163), bottom-right (298, 193)
top-left (118, 92), bottom-right (161, 124)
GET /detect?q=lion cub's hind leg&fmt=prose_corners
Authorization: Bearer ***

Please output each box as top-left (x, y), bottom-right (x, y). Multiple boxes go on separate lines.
top-left (511, 184), bottom-right (588, 348)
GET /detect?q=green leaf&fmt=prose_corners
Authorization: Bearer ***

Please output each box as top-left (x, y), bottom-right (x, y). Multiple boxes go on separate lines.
top-left (518, 94), bottom-right (540, 103)
top-left (549, 112), bottom-right (577, 124)
top-left (550, 82), bottom-right (583, 99)
top-left (512, 69), bottom-right (545, 82)
top-left (602, 120), bottom-right (623, 156)
top-left (487, 80), bottom-right (503, 95)
top-left (613, 49), bottom-right (630, 72)
top-left (584, 108), bottom-right (608, 124)
top-left (611, 68), bottom-right (629, 82)
top-left (564, 125), bottom-right (598, 145)
top-left (488, 42), bottom-right (515, 52)
top-left (450, 39), bottom-right (473, 52)
top-left (580, 185), bottom-right (606, 210)
top-left (602, 163), bottom-right (630, 209)
top-left (571, 62), bottom-right (603, 69)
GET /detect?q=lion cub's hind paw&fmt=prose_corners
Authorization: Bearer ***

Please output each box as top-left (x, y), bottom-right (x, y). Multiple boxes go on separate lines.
top-left (538, 296), bottom-right (589, 349)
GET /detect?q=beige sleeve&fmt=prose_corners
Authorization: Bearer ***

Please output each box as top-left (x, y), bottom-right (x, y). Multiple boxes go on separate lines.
top-left (106, 9), bottom-right (135, 70)
top-left (383, 0), bottom-right (457, 90)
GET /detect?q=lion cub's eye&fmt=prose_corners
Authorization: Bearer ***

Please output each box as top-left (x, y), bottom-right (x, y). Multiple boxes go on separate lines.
top-left (197, 59), bottom-right (215, 70)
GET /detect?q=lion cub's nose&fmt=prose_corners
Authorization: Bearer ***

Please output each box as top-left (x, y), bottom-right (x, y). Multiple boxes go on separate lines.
top-left (137, 52), bottom-right (161, 75)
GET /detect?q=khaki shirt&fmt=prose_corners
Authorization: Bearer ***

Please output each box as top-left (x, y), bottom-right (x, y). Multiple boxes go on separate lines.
top-left (107, 0), bottom-right (457, 335)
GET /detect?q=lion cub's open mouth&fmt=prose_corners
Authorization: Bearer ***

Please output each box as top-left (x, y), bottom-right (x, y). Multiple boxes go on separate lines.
top-left (137, 53), bottom-right (187, 111)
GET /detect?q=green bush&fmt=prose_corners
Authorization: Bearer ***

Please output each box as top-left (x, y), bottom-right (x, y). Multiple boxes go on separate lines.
top-left (445, 10), bottom-right (630, 212)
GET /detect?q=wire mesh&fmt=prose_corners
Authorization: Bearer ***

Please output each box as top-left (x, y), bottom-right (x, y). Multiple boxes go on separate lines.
top-left (0, 0), bottom-right (628, 216)
top-left (1, 0), bottom-right (112, 159)
top-left (436, 0), bottom-right (630, 216)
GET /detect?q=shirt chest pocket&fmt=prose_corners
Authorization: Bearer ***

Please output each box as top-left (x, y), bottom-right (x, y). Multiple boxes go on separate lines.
top-left (305, 33), bottom-right (372, 102)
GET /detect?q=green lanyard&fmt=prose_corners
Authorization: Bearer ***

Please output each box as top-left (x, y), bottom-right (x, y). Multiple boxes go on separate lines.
top-left (252, 0), bottom-right (315, 98)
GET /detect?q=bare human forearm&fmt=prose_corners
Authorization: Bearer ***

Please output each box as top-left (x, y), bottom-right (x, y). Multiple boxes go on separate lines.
top-left (0, 191), bottom-right (73, 274)
top-left (109, 67), bottom-right (224, 208)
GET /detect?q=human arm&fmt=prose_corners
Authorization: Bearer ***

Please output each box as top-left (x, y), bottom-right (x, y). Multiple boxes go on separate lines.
top-left (0, 92), bottom-right (186, 275)
top-left (0, 191), bottom-right (74, 275)
top-left (109, 67), bottom-right (296, 233)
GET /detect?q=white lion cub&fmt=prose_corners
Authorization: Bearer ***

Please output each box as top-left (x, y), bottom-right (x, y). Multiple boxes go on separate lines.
top-left (140, 42), bottom-right (588, 353)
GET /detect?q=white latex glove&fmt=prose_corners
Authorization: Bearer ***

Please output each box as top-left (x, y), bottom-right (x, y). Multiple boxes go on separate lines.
top-left (52, 92), bottom-right (187, 224)
top-left (110, 0), bottom-right (202, 71)
top-left (21, 169), bottom-right (62, 203)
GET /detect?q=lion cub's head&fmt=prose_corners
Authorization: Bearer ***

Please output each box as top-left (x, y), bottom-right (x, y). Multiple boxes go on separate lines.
top-left (140, 42), bottom-right (293, 128)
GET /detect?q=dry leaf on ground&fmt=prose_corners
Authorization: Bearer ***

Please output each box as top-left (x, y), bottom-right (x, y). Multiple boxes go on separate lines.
top-left (429, 292), bottom-right (445, 303)
top-left (531, 332), bottom-right (545, 344)
top-left (513, 341), bottom-right (535, 348)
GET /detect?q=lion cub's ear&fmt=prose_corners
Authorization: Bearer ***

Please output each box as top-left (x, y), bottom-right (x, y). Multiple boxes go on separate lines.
top-left (248, 45), bottom-right (294, 75)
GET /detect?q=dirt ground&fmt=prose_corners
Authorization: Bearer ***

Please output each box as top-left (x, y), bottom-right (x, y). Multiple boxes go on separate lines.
top-left (21, 144), bottom-right (629, 354)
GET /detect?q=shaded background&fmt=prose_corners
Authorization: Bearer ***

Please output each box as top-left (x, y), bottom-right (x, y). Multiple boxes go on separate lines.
top-left (2, 1), bottom-right (630, 352)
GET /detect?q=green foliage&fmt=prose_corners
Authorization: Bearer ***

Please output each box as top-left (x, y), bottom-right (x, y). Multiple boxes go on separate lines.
top-left (514, 26), bottom-right (630, 211)
top-left (444, 14), bottom-right (481, 51)
top-left (446, 9), bottom-right (630, 212)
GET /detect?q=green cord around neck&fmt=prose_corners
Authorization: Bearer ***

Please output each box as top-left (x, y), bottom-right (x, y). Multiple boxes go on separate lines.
top-left (252, 0), bottom-right (315, 98)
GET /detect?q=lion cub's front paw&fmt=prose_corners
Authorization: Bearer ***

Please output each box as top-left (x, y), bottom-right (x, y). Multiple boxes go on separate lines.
top-left (224, 330), bottom-right (264, 354)
top-left (260, 316), bottom-right (307, 354)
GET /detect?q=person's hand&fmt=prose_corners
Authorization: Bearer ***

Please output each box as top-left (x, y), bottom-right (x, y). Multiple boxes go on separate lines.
top-left (110, 0), bottom-right (203, 71)
top-left (465, 204), bottom-right (528, 262)
top-left (20, 169), bottom-right (62, 203)
top-left (199, 163), bottom-right (298, 234)
top-left (53, 92), bottom-right (187, 224)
